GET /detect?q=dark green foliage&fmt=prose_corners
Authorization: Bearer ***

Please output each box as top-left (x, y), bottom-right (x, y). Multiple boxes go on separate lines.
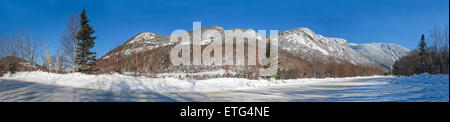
top-left (416, 34), bottom-right (427, 74)
top-left (392, 60), bottom-right (399, 75)
top-left (275, 68), bottom-right (284, 79)
top-left (8, 62), bottom-right (16, 74)
top-left (76, 9), bottom-right (97, 74)
top-left (115, 69), bottom-right (122, 74)
top-left (418, 34), bottom-right (427, 56)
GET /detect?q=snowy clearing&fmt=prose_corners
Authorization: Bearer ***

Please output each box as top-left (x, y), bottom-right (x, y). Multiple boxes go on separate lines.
top-left (0, 72), bottom-right (448, 102)
top-left (0, 71), bottom-right (391, 93)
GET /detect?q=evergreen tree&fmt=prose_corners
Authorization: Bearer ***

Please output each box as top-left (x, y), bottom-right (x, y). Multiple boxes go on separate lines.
top-left (76, 9), bottom-right (97, 74)
top-left (418, 34), bottom-right (427, 56)
top-left (416, 34), bottom-right (427, 74)
top-left (392, 60), bottom-right (399, 75)
top-left (8, 62), bottom-right (16, 74)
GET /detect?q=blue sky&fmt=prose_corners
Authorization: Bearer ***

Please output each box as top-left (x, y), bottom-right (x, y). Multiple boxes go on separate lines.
top-left (1, 0), bottom-right (448, 57)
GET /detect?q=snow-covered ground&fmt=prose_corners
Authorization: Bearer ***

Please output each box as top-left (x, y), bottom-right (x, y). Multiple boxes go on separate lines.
top-left (1, 71), bottom-right (389, 93)
top-left (387, 73), bottom-right (449, 101)
top-left (0, 72), bottom-right (448, 102)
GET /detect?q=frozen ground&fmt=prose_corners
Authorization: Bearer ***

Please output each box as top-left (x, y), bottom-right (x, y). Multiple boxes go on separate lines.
top-left (0, 72), bottom-right (448, 102)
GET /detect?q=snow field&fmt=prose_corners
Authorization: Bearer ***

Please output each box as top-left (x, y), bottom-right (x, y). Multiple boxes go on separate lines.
top-left (0, 71), bottom-right (391, 93)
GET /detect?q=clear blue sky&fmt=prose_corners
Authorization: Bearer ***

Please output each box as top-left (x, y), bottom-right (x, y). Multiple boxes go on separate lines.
top-left (1, 0), bottom-right (448, 57)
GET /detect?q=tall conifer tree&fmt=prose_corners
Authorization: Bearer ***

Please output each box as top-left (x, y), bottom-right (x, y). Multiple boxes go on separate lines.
top-left (416, 34), bottom-right (427, 74)
top-left (76, 9), bottom-right (97, 73)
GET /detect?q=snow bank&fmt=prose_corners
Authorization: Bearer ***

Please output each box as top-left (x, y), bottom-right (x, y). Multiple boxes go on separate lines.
top-left (389, 73), bottom-right (449, 101)
top-left (0, 71), bottom-right (386, 93)
top-left (156, 69), bottom-right (235, 78)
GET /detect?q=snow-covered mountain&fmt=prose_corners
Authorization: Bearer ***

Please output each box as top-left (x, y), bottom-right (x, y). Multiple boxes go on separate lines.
top-left (349, 43), bottom-right (410, 69)
top-left (97, 26), bottom-right (399, 78)
top-left (101, 32), bottom-right (172, 59)
top-left (278, 28), bottom-right (376, 65)
top-left (102, 27), bottom-right (378, 66)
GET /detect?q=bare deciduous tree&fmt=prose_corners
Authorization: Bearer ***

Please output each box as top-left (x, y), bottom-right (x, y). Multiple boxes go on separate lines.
top-left (60, 14), bottom-right (81, 73)
top-left (0, 36), bottom-right (7, 59)
top-left (0, 31), bottom-right (42, 71)
top-left (42, 44), bottom-right (53, 73)
top-left (427, 25), bottom-right (450, 74)
top-left (54, 48), bottom-right (68, 73)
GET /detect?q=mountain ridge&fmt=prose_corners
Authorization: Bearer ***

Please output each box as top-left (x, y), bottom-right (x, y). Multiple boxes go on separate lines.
top-left (96, 26), bottom-right (407, 78)
top-left (349, 43), bottom-right (410, 69)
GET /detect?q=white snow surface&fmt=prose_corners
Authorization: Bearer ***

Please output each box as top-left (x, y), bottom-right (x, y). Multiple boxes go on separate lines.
top-left (388, 73), bottom-right (449, 101)
top-left (1, 71), bottom-right (388, 93)
top-left (1, 72), bottom-right (447, 101)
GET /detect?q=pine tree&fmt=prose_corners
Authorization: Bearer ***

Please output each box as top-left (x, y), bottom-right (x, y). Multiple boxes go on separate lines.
top-left (392, 60), bottom-right (399, 75)
top-left (8, 62), bottom-right (16, 74)
top-left (416, 34), bottom-right (427, 74)
top-left (76, 9), bottom-right (97, 74)
top-left (418, 34), bottom-right (427, 56)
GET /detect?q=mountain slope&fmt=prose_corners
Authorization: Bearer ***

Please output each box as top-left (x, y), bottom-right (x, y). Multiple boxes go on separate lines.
top-left (278, 28), bottom-right (377, 66)
top-left (101, 32), bottom-right (172, 59)
top-left (349, 43), bottom-right (410, 69)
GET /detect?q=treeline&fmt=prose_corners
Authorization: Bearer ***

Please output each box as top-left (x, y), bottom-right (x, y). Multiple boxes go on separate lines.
top-left (277, 50), bottom-right (386, 79)
top-left (393, 26), bottom-right (449, 76)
